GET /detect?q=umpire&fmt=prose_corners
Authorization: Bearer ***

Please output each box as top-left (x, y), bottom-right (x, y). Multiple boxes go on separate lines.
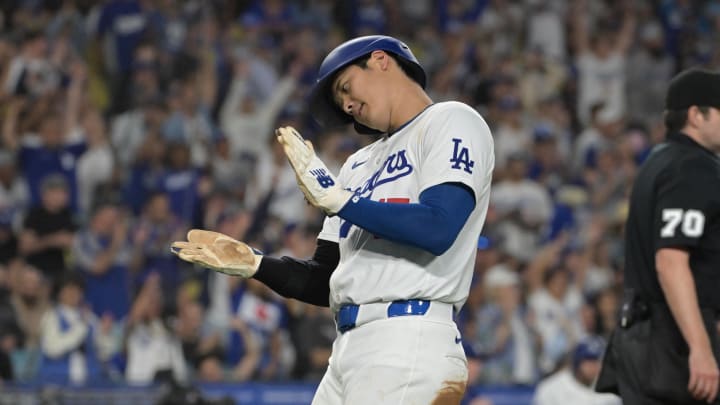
top-left (596, 68), bottom-right (720, 404)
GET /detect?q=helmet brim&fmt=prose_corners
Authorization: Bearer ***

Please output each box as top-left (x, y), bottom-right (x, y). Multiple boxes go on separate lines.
top-left (308, 72), bottom-right (354, 130)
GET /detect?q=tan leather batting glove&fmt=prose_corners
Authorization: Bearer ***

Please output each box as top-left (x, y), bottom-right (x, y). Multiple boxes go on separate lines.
top-left (276, 126), bottom-right (353, 215)
top-left (170, 229), bottom-right (262, 278)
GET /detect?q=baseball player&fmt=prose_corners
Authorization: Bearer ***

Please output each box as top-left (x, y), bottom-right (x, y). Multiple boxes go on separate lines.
top-left (533, 336), bottom-right (621, 405)
top-left (171, 35), bottom-right (495, 405)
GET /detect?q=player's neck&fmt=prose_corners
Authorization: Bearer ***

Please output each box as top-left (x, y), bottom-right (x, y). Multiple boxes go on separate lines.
top-left (387, 84), bottom-right (433, 133)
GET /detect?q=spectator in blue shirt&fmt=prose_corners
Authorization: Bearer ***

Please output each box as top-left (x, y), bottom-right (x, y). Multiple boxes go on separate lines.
top-left (94, 0), bottom-right (149, 114)
top-left (159, 142), bottom-right (202, 225)
top-left (72, 202), bottom-right (132, 320)
top-left (234, 279), bottom-right (293, 380)
top-left (129, 192), bottom-right (187, 308)
top-left (122, 132), bottom-right (168, 216)
top-left (2, 61), bottom-right (87, 214)
top-left (17, 113), bottom-right (86, 213)
top-left (224, 277), bottom-right (261, 382)
top-left (38, 273), bottom-right (117, 385)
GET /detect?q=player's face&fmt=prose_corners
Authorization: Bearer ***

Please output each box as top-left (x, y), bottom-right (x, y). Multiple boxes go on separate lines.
top-left (59, 284), bottom-right (83, 307)
top-left (93, 206), bottom-right (119, 234)
top-left (576, 359), bottom-right (601, 386)
top-left (699, 107), bottom-right (720, 153)
top-left (40, 116), bottom-right (63, 147)
top-left (332, 55), bottom-right (391, 131)
top-left (42, 187), bottom-right (69, 212)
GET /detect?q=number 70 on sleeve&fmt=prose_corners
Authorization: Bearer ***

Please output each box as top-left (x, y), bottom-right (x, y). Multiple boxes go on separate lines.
top-left (660, 208), bottom-right (705, 238)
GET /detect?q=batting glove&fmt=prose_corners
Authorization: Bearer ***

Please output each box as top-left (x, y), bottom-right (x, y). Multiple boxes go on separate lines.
top-left (276, 126), bottom-right (353, 215)
top-left (170, 229), bottom-right (262, 278)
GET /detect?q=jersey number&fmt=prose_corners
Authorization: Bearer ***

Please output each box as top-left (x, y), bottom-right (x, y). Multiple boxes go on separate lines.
top-left (660, 209), bottom-right (705, 238)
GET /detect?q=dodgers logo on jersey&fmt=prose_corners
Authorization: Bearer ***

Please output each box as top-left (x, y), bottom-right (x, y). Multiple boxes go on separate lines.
top-left (355, 150), bottom-right (413, 197)
top-left (310, 168), bottom-right (335, 188)
top-left (450, 138), bottom-right (474, 174)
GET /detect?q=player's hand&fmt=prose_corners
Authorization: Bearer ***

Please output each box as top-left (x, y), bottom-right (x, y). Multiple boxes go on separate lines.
top-left (170, 229), bottom-right (262, 278)
top-left (276, 126), bottom-right (353, 215)
top-left (688, 346), bottom-right (719, 403)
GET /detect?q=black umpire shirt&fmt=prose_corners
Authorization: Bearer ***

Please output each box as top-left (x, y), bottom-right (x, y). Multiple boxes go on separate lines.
top-left (624, 132), bottom-right (720, 309)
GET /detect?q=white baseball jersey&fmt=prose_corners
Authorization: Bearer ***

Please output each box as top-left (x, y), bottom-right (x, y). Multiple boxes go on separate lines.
top-left (533, 369), bottom-right (622, 405)
top-left (317, 101), bottom-right (494, 312)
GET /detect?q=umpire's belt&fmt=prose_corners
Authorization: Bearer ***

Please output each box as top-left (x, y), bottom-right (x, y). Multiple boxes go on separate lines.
top-left (335, 300), bottom-right (454, 333)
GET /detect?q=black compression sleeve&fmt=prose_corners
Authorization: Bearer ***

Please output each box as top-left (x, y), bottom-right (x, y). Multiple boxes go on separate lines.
top-left (252, 238), bottom-right (339, 307)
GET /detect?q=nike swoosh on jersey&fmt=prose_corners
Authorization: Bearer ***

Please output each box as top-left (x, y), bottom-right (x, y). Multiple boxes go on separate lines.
top-left (455, 336), bottom-right (462, 344)
top-left (351, 160), bottom-right (367, 169)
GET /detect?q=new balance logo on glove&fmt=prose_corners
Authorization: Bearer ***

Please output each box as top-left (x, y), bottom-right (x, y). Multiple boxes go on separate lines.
top-left (276, 126), bottom-right (352, 215)
top-left (310, 168), bottom-right (335, 188)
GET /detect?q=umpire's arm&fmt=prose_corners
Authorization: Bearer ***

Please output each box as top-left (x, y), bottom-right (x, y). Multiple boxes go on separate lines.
top-left (656, 248), bottom-right (719, 403)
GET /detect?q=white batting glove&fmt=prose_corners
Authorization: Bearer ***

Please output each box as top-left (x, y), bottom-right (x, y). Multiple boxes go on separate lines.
top-left (276, 126), bottom-right (353, 215)
top-left (170, 230), bottom-right (262, 278)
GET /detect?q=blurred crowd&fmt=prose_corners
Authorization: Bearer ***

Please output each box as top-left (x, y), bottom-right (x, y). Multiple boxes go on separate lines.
top-left (0, 0), bottom-right (718, 394)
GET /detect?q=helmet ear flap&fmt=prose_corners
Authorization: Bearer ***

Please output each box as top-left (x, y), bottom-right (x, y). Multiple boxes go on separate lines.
top-left (393, 55), bottom-right (426, 89)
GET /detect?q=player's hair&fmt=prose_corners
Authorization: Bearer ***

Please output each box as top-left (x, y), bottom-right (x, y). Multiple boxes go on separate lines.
top-left (53, 272), bottom-right (86, 301)
top-left (350, 52), bottom-right (420, 85)
top-left (664, 106), bottom-right (711, 132)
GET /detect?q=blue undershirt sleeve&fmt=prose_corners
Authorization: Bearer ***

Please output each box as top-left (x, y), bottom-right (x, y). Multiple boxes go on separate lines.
top-left (336, 182), bottom-right (476, 256)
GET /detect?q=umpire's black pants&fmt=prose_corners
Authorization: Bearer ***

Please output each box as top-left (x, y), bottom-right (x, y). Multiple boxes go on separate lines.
top-left (596, 305), bottom-right (720, 405)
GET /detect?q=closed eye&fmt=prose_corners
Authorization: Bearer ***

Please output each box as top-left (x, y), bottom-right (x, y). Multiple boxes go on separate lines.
top-left (336, 85), bottom-right (348, 106)
top-left (333, 79), bottom-right (350, 108)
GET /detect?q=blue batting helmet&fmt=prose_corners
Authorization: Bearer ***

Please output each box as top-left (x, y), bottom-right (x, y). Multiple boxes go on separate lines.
top-left (572, 336), bottom-right (606, 370)
top-left (309, 35), bottom-right (426, 134)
